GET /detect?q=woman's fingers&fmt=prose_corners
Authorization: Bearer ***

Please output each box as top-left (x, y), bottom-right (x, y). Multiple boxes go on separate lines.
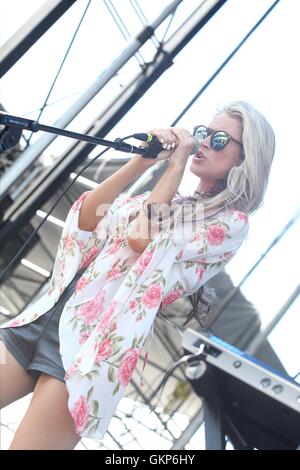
top-left (170, 128), bottom-right (197, 154)
top-left (151, 128), bottom-right (194, 148)
top-left (145, 128), bottom-right (196, 163)
top-left (150, 129), bottom-right (177, 150)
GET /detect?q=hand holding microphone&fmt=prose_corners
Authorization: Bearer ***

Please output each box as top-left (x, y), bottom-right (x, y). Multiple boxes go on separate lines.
top-left (133, 128), bottom-right (199, 166)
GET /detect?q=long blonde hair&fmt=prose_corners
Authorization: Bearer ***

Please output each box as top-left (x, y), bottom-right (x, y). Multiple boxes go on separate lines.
top-left (150, 101), bottom-right (276, 237)
top-left (182, 102), bottom-right (276, 327)
top-left (203, 100), bottom-right (276, 216)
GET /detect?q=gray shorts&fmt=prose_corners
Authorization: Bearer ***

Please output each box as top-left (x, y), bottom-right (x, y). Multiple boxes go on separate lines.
top-left (0, 267), bottom-right (86, 385)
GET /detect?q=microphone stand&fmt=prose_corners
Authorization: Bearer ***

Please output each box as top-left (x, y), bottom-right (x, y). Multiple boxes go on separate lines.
top-left (0, 112), bottom-right (159, 158)
top-left (0, 112), bottom-right (163, 283)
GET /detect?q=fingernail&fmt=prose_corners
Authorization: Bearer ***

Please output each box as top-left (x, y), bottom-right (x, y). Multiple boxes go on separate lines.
top-left (171, 142), bottom-right (176, 148)
top-left (167, 144), bottom-right (171, 150)
top-left (163, 143), bottom-right (167, 149)
top-left (160, 138), bottom-right (164, 143)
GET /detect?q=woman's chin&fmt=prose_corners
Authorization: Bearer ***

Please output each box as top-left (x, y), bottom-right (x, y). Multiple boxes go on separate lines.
top-left (189, 160), bottom-right (204, 177)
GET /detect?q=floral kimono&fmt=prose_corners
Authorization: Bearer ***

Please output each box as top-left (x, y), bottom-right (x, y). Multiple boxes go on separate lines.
top-left (0, 190), bottom-right (249, 439)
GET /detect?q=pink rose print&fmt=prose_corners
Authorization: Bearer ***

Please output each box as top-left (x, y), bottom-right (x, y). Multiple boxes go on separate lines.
top-left (71, 191), bottom-right (90, 213)
top-left (206, 225), bottom-right (226, 246)
top-left (79, 330), bottom-right (91, 344)
top-left (59, 260), bottom-right (66, 271)
top-left (141, 284), bottom-right (162, 308)
top-left (76, 289), bottom-right (105, 324)
top-left (223, 251), bottom-right (233, 261)
top-left (129, 299), bottom-right (136, 310)
top-left (108, 238), bottom-right (123, 255)
top-left (118, 348), bottom-right (140, 386)
top-left (96, 300), bottom-right (117, 332)
top-left (64, 361), bottom-right (80, 380)
top-left (122, 197), bottom-right (133, 204)
top-left (77, 240), bottom-right (85, 250)
top-left (95, 338), bottom-right (113, 363)
top-left (70, 396), bottom-right (90, 433)
top-left (137, 251), bottom-right (153, 274)
top-left (106, 259), bottom-right (122, 281)
top-left (175, 249), bottom-right (184, 261)
top-left (65, 234), bottom-right (74, 250)
top-left (6, 319), bottom-right (22, 327)
top-left (103, 320), bottom-right (117, 337)
top-left (236, 211), bottom-right (248, 222)
top-left (75, 276), bottom-right (89, 292)
top-left (161, 289), bottom-right (184, 306)
top-left (197, 266), bottom-right (205, 281)
top-left (79, 246), bottom-right (98, 269)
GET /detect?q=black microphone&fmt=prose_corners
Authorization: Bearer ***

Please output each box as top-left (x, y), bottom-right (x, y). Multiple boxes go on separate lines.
top-left (132, 132), bottom-right (199, 158)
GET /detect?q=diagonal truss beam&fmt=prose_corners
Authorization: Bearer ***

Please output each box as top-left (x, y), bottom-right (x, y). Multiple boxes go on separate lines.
top-left (0, 0), bottom-right (77, 78)
top-left (0, 1), bottom-right (226, 253)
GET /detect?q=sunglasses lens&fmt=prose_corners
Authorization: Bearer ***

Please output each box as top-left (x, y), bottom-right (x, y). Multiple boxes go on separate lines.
top-left (194, 126), bottom-right (209, 140)
top-left (212, 131), bottom-right (229, 150)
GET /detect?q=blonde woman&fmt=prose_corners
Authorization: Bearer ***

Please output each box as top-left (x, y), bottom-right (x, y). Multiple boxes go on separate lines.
top-left (0, 101), bottom-right (275, 449)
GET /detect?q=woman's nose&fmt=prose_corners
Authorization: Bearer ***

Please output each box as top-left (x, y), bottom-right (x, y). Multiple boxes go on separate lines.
top-left (200, 137), bottom-right (210, 149)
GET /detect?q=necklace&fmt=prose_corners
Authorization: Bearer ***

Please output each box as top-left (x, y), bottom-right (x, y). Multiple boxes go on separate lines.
top-left (193, 190), bottom-right (214, 199)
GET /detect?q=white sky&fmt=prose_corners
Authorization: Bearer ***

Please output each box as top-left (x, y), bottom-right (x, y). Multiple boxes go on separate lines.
top-left (0, 0), bottom-right (299, 450)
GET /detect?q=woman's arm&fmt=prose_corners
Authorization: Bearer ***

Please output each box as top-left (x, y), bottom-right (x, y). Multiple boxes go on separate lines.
top-left (127, 128), bottom-right (196, 253)
top-left (127, 161), bottom-right (186, 252)
top-left (78, 154), bottom-right (156, 231)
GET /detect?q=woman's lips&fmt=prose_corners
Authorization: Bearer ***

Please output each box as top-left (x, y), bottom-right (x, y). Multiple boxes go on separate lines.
top-left (193, 150), bottom-right (206, 161)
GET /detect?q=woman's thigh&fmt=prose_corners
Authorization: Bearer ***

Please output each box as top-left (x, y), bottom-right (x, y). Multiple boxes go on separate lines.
top-left (8, 372), bottom-right (81, 450)
top-left (0, 340), bottom-right (36, 409)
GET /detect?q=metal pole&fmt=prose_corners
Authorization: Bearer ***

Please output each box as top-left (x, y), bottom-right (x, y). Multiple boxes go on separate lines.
top-left (246, 285), bottom-right (300, 355)
top-left (171, 404), bottom-right (204, 449)
top-left (0, 0), bottom-right (183, 200)
top-left (0, 0), bottom-right (77, 77)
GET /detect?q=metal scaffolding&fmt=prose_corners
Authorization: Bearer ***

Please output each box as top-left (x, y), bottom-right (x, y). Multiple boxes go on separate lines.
top-left (0, 0), bottom-right (297, 450)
